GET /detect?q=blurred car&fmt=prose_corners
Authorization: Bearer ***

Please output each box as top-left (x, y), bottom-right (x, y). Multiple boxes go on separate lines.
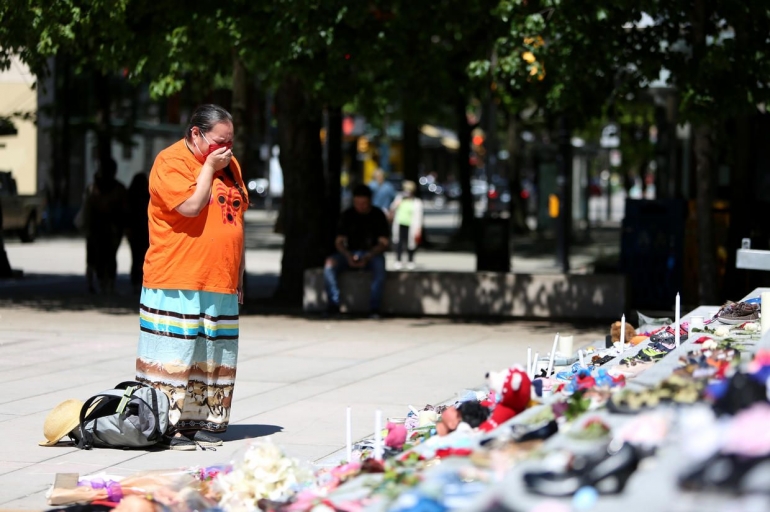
top-left (471, 179), bottom-right (488, 200)
top-left (247, 178), bottom-right (269, 200)
top-left (486, 176), bottom-right (512, 216)
top-left (419, 175), bottom-right (445, 205)
top-left (443, 181), bottom-right (461, 202)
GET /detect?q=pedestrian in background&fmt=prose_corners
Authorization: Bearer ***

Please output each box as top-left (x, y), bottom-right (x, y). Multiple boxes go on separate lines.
top-left (369, 168), bottom-right (396, 214)
top-left (83, 156), bottom-right (127, 294)
top-left (126, 172), bottom-right (150, 294)
top-left (324, 184), bottom-right (390, 318)
top-left (136, 104), bottom-right (247, 451)
top-left (390, 180), bottom-right (423, 270)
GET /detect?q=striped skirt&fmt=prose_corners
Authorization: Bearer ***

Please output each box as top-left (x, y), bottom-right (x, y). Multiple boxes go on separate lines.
top-left (135, 288), bottom-right (239, 432)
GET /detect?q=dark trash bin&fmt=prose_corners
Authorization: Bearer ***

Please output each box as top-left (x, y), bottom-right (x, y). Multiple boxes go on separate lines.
top-left (476, 217), bottom-right (511, 272)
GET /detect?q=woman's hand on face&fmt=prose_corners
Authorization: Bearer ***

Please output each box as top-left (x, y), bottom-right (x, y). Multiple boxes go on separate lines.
top-left (206, 147), bottom-right (233, 171)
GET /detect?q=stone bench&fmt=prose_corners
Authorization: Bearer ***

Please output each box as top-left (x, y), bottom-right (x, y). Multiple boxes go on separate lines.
top-left (303, 268), bottom-right (626, 320)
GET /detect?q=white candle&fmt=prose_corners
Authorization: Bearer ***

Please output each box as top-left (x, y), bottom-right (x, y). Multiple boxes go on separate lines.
top-left (527, 347), bottom-right (532, 377)
top-left (346, 406), bottom-right (352, 463)
top-left (619, 314), bottom-right (626, 354)
top-left (532, 352), bottom-right (539, 378)
top-left (374, 410), bottom-right (383, 460)
top-left (579, 349), bottom-right (585, 367)
top-left (546, 333), bottom-right (559, 377)
top-left (675, 293), bottom-right (681, 348)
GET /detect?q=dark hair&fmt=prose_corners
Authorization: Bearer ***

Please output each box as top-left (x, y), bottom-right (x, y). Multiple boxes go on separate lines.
top-left (352, 184), bottom-right (373, 199)
top-left (456, 401), bottom-right (490, 428)
top-left (185, 104), bottom-right (233, 141)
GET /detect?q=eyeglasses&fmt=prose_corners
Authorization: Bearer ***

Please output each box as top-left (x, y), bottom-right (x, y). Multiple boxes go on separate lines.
top-left (200, 131), bottom-right (233, 152)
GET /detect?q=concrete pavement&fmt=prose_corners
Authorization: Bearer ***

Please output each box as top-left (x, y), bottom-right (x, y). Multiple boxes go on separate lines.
top-left (0, 234), bottom-right (609, 508)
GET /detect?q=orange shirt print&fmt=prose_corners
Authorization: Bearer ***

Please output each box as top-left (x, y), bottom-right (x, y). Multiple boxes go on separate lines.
top-left (213, 179), bottom-right (244, 226)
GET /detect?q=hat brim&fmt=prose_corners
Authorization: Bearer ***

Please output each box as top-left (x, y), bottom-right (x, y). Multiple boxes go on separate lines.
top-left (39, 438), bottom-right (64, 447)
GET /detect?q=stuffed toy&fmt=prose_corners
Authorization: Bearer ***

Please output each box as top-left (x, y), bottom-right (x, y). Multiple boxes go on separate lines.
top-left (479, 365), bottom-right (531, 432)
top-left (384, 422), bottom-right (407, 450)
top-left (611, 321), bottom-right (637, 343)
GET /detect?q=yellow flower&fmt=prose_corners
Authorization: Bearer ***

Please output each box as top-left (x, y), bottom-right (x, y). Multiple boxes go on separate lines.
top-left (522, 51), bottom-right (536, 63)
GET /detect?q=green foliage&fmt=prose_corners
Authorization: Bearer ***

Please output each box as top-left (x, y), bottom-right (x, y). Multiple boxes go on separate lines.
top-left (0, 0), bottom-right (131, 75)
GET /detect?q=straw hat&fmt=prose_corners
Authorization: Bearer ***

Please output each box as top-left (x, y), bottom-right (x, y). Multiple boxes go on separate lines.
top-left (39, 399), bottom-right (85, 446)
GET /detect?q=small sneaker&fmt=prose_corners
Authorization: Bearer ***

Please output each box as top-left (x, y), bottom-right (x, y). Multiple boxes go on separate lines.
top-left (393, 262), bottom-right (403, 270)
top-left (186, 430), bottom-right (223, 447)
top-left (160, 433), bottom-right (196, 451)
top-left (406, 262), bottom-right (416, 270)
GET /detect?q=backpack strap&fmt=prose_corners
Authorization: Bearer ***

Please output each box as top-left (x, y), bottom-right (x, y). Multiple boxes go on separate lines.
top-left (115, 381), bottom-right (149, 390)
top-left (76, 394), bottom-right (119, 450)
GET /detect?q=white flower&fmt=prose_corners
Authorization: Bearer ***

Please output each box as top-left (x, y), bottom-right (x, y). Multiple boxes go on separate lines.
top-left (214, 437), bottom-right (312, 509)
top-left (714, 326), bottom-right (730, 337)
top-left (743, 322), bottom-right (760, 332)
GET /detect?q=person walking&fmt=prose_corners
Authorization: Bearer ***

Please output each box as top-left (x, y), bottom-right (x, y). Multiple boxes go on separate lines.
top-left (126, 172), bottom-right (150, 294)
top-left (83, 157), bottom-right (127, 294)
top-left (390, 180), bottom-right (423, 270)
top-left (136, 104), bottom-right (248, 450)
top-left (369, 168), bottom-right (396, 213)
top-left (324, 184), bottom-right (389, 318)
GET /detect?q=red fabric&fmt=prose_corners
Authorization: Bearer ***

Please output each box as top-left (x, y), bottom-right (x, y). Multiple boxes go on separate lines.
top-left (434, 448), bottom-right (473, 458)
top-left (479, 367), bottom-right (531, 432)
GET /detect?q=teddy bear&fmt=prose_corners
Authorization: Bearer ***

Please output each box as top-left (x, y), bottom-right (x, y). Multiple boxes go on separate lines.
top-left (479, 365), bottom-right (532, 432)
top-left (611, 320), bottom-right (637, 343)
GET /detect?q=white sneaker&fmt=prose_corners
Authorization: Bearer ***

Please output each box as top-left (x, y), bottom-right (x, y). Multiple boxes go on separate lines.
top-left (393, 262), bottom-right (403, 270)
top-left (406, 262), bottom-right (416, 270)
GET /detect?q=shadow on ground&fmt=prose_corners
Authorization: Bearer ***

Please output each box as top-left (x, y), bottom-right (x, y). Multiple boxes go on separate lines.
top-left (0, 272), bottom-right (280, 315)
top-left (220, 424), bottom-right (283, 441)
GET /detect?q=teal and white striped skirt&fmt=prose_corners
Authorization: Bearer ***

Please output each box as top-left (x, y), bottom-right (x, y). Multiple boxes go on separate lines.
top-left (135, 288), bottom-right (239, 432)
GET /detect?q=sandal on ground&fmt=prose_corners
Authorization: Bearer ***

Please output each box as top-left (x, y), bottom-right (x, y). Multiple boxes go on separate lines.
top-left (160, 433), bottom-right (197, 451)
top-left (184, 430), bottom-right (223, 447)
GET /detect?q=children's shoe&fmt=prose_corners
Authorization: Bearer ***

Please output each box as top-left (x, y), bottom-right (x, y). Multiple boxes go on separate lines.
top-left (649, 324), bottom-right (688, 344)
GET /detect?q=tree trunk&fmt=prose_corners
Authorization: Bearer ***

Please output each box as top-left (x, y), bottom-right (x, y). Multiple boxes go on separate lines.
top-left (693, 124), bottom-right (718, 303)
top-left (402, 120), bottom-right (420, 184)
top-left (93, 70), bottom-right (112, 163)
top-left (53, 55), bottom-right (72, 220)
top-left (506, 113), bottom-right (528, 233)
top-left (456, 97), bottom-right (475, 238)
top-left (326, 106), bottom-right (343, 256)
top-left (231, 54), bottom-right (249, 176)
top-left (273, 76), bottom-right (327, 306)
top-left (556, 115), bottom-right (572, 273)
top-left (723, 115), bottom-right (751, 299)
top-left (691, 0), bottom-right (718, 304)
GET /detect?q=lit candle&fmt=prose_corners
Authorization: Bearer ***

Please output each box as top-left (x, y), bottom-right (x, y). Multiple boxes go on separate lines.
top-left (527, 347), bottom-right (532, 377)
top-left (546, 333), bottom-right (559, 377)
top-left (675, 293), bottom-right (681, 348)
top-left (346, 406), bottom-right (352, 463)
top-left (579, 349), bottom-right (585, 367)
top-left (619, 314), bottom-right (626, 354)
top-left (374, 410), bottom-right (383, 460)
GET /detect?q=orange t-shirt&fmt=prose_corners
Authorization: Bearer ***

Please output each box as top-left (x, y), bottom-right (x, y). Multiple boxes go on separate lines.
top-left (143, 139), bottom-right (247, 294)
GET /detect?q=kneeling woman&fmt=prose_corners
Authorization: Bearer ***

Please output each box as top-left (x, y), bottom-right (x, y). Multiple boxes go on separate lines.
top-left (136, 104), bottom-right (247, 450)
